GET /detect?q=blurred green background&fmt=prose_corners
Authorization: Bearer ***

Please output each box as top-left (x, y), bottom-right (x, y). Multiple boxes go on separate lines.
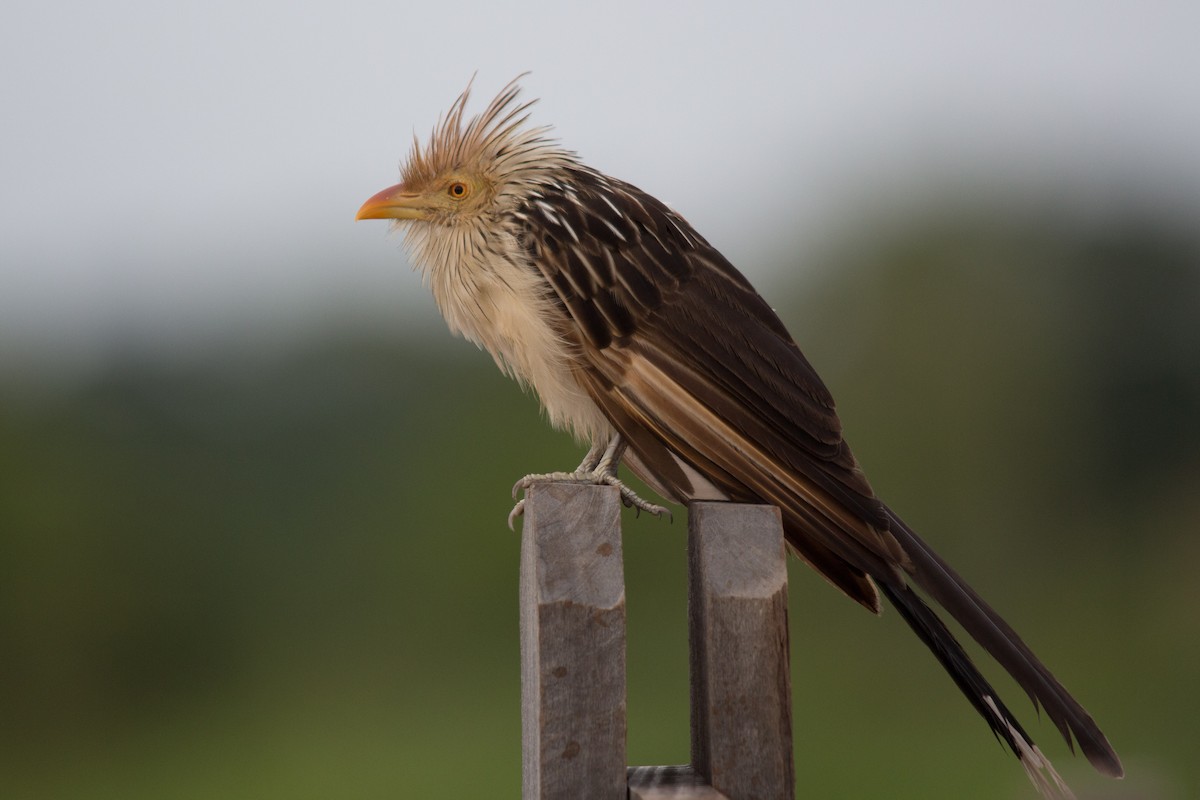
top-left (4, 3), bottom-right (1200, 797)
top-left (2, 191), bottom-right (1197, 799)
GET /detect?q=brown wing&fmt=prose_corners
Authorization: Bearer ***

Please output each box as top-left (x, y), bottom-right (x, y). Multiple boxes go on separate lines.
top-left (511, 167), bottom-right (906, 609)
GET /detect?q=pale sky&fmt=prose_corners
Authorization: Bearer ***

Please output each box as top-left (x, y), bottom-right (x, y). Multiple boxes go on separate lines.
top-left (2, 0), bottom-right (1197, 367)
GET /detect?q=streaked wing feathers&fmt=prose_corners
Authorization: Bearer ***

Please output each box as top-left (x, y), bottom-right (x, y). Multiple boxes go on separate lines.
top-left (508, 161), bottom-right (1124, 779)
top-left (516, 168), bottom-right (887, 533)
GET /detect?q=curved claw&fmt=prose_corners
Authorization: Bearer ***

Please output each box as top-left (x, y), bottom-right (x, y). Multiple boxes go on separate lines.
top-left (507, 498), bottom-right (526, 530)
top-left (613, 484), bottom-right (672, 521)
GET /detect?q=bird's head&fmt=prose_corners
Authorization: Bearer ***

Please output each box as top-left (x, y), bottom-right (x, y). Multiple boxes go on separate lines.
top-left (356, 170), bottom-right (491, 225)
top-left (356, 77), bottom-right (576, 228)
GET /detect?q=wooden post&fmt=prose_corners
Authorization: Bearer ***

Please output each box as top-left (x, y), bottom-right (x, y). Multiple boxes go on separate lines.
top-left (688, 502), bottom-right (794, 800)
top-left (520, 482), bottom-right (627, 800)
top-left (518, 486), bottom-right (794, 800)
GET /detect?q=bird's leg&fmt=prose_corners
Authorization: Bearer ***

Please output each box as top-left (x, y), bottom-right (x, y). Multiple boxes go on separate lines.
top-left (574, 438), bottom-right (610, 474)
top-left (507, 434), bottom-right (672, 529)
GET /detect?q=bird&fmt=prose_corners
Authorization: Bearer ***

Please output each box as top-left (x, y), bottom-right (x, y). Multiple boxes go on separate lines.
top-left (356, 77), bottom-right (1123, 795)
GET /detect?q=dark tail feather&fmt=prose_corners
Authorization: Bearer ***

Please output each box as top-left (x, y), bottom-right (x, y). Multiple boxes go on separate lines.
top-left (883, 504), bottom-right (1124, 779)
top-left (881, 583), bottom-right (1077, 798)
top-left (879, 582), bottom-right (1030, 751)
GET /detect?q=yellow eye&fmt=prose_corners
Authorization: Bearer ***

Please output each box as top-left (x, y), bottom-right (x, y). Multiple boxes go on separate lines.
top-left (448, 181), bottom-right (469, 199)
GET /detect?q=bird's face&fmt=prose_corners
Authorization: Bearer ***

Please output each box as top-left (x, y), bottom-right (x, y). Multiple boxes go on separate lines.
top-left (356, 169), bottom-right (493, 226)
top-left (357, 78), bottom-right (573, 231)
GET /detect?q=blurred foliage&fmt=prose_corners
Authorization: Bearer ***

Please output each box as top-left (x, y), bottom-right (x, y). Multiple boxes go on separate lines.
top-left (1, 197), bottom-right (1197, 799)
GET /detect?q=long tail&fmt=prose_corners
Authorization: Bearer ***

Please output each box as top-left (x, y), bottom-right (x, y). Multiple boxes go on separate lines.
top-left (881, 582), bottom-right (1076, 797)
top-left (882, 504), bottom-right (1124, 781)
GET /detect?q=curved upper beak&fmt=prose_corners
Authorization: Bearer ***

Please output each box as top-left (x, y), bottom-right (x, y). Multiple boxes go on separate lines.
top-left (356, 182), bottom-right (427, 221)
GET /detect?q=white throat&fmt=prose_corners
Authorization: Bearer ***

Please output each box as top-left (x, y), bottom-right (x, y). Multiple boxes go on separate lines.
top-left (402, 219), bottom-right (611, 444)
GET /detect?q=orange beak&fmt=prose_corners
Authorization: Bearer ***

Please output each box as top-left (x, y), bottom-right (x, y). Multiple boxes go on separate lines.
top-left (355, 182), bottom-right (427, 221)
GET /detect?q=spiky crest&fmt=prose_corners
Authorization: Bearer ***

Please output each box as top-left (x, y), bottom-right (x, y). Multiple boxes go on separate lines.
top-left (400, 76), bottom-right (580, 194)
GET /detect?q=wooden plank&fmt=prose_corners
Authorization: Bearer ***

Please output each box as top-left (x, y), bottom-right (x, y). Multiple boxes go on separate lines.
top-left (627, 765), bottom-right (730, 799)
top-left (688, 502), bottom-right (794, 800)
top-left (520, 482), bottom-right (627, 800)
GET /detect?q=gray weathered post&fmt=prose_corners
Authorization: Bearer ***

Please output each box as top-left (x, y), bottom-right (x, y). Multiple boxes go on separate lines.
top-left (520, 482), bottom-right (627, 800)
top-left (688, 502), bottom-right (794, 800)
top-left (518, 486), bottom-right (794, 799)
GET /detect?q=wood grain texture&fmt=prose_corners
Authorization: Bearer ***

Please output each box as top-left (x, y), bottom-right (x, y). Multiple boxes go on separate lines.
top-left (520, 482), bottom-right (627, 800)
top-left (627, 765), bottom-right (730, 799)
top-left (688, 502), bottom-right (794, 800)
